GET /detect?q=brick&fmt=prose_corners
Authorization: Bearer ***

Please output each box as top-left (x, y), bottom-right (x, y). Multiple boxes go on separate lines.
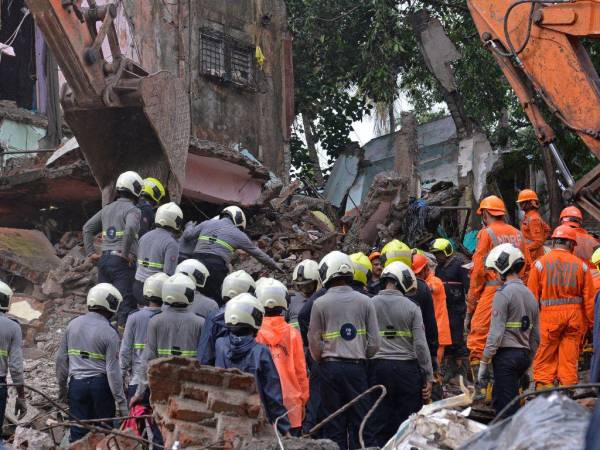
top-left (181, 382), bottom-right (210, 402)
top-left (207, 390), bottom-right (251, 416)
top-left (167, 397), bottom-right (215, 422)
top-left (216, 415), bottom-right (254, 446)
top-left (149, 382), bottom-right (181, 403)
top-left (224, 371), bottom-right (258, 393)
top-left (178, 365), bottom-right (228, 386)
top-left (174, 421), bottom-right (218, 447)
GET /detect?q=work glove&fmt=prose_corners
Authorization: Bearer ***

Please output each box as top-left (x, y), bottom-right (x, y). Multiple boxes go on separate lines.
top-left (14, 397), bottom-right (27, 420)
top-left (477, 361), bottom-right (490, 385)
top-left (464, 312), bottom-right (472, 336)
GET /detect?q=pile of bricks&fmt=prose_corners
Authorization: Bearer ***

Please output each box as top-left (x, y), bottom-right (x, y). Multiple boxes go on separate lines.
top-left (148, 357), bottom-right (276, 449)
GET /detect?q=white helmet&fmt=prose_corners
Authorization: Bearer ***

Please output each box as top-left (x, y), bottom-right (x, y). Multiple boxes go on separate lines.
top-left (318, 251), bottom-right (354, 286)
top-left (255, 277), bottom-right (270, 293)
top-left (222, 270), bottom-right (255, 300)
top-left (485, 243), bottom-right (525, 276)
top-left (155, 202), bottom-right (184, 230)
top-left (292, 259), bottom-right (320, 284)
top-left (162, 273), bottom-right (196, 305)
top-left (0, 281), bottom-right (13, 311)
top-left (87, 283), bottom-right (123, 313)
top-left (380, 261), bottom-right (417, 294)
top-left (221, 206), bottom-right (246, 230)
top-left (256, 278), bottom-right (288, 310)
top-left (143, 273), bottom-right (169, 300)
top-left (116, 171), bottom-right (144, 198)
top-left (225, 293), bottom-right (265, 330)
top-left (176, 259), bottom-right (210, 289)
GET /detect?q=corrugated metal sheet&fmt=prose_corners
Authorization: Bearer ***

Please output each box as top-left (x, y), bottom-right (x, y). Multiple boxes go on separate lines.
top-left (324, 153), bottom-right (361, 208)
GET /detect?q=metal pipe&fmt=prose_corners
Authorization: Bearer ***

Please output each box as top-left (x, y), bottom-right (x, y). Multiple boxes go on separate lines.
top-left (548, 142), bottom-right (575, 187)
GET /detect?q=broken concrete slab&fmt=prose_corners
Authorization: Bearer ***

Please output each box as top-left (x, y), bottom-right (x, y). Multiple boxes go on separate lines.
top-left (242, 437), bottom-right (339, 449)
top-left (0, 228), bottom-right (61, 284)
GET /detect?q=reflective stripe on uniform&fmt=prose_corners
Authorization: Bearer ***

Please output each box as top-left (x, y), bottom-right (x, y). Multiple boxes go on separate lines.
top-left (290, 322), bottom-right (300, 329)
top-left (540, 297), bottom-right (583, 307)
top-left (505, 321), bottom-right (528, 329)
top-left (133, 343), bottom-right (145, 350)
top-left (67, 349), bottom-right (106, 360)
top-left (0, 349), bottom-right (7, 357)
top-left (384, 250), bottom-right (412, 261)
top-left (321, 329), bottom-right (367, 340)
top-left (379, 329), bottom-right (412, 338)
top-left (137, 260), bottom-right (164, 269)
top-left (198, 235), bottom-right (235, 252)
top-left (485, 280), bottom-right (502, 287)
top-left (103, 230), bottom-right (125, 238)
top-left (157, 348), bottom-right (197, 357)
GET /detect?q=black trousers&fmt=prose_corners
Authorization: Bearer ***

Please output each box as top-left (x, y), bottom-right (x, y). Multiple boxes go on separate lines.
top-left (303, 352), bottom-right (324, 434)
top-left (367, 359), bottom-right (423, 447)
top-left (319, 360), bottom-right (374, 450)
top-left (97, 253), bottom-right (136, 328)
top-left (0, 376), bottom-right (6, 431)
top-left (68, 375), bottom-right (115, 442)
top-left (193, 253), bottom-right (229, 304)
top-left (492, 347), bottom-right (530, 417)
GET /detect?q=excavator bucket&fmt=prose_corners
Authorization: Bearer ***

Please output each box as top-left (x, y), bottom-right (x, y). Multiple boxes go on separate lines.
top-left (26, 0), bottom-right (190, 203)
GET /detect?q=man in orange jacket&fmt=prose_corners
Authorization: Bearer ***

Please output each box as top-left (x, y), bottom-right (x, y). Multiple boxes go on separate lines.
top-left (256, 278), bottom-right (309, 435)
top-left (413, 254), bottom-right (452, 365)
top-left (528, 225), bottom-right (595, 388)
top-left (466, 195), bottom-right (531, 373)
top-left (517, 189), bottom-right (550, 262)
top-left (560, 206), bottom-right (599, 265)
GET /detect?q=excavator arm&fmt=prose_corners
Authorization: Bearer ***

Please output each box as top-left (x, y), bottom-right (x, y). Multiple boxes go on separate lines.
top-left (467, 0), bottom-right (600, 219)
top-left (25, 0), bottom-right (190, 204)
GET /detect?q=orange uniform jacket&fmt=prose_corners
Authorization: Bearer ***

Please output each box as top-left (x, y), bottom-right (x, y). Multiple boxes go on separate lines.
top-left (425, 272), bottom-right (452, 346)
top-left (257, 316), bottom-right (309, 428)
top-left (521, 210), bottom-right (550, 262)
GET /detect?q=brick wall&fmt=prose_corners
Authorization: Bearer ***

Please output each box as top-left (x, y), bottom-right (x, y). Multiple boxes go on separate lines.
top-left (148, 357), bottom-right (276, 449)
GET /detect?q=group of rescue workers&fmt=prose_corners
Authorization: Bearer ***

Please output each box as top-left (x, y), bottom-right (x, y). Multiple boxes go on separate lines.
top-left (1, 171), bottom-right (600, 449)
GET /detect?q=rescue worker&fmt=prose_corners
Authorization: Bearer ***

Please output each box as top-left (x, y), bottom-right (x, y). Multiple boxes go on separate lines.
top-left (466, 195), bottom-right (530, 376)
top-left (138, 177), bottom-right (166, 237)
top-left (560, 205), bottom-right (599, 264)
top-left (256, 279), bottom-right (309, 436)
top-left (367, 251), bottom-right (383, 294)
top-left (133, 202), bottom-right (183, 305)
top-left (83, 171), bottom-right (143, 328)
top-left (181, 206), bottom-right (283, 302)
top-left (381, 240), bottom-right (439, 370)
top-left (413, 254), bottom-right (452, 365)
top-left (56, 283), bottom-right (127, 442)
top-left (131, 274), bottom-right (203, 404)
top-left (367, 262), bottom-right (433, 447)
top-left (288, 259), bottom-right (320, 329)
top-left (215, 293), bottom-right (291, 435)
top-left (349, 252), bottom-right (373, 295)
top-left (429, 238), bottom-right (470, 376)
top-left (517, 189), bottom-right (550, 262)
top-left (528, 225), bottom-right (595, 388)
top-left (119, 273), bottom-right (166, 446)
top-left (591, 248), bottom-right (600, 294)
top-left (176, 259), bottom-right (218, 319)
top-left (589, 247), bottom-right (600, 383)
top-left (0, 281), bottom-right (26, 428)
top-left (178, 220), bottom-right (198, 263)
top-left (308, 251), bottom-right (380, 450)
top-left (479, 244), bottom-right (540, 417)
top-left (197, 270), bottom-right (256, 365)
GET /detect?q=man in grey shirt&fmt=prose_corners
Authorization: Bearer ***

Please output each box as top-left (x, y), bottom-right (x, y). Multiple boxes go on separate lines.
top-left (181, 206), bottom-right (282, 302)
top-left (480, 243), bottom-right (540, 417)
top-left (367, 261), bottom-right (433, 447)
top-left (83, 171), bottom-right (143, 328)
top-left (308, 251), bottom-right (379, 450)
top-left (56, 283), bottom-right (127, 442)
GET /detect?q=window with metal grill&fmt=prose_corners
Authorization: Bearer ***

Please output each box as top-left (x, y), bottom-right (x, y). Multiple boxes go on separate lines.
top-left (200, 33), bottom-right (225, 78)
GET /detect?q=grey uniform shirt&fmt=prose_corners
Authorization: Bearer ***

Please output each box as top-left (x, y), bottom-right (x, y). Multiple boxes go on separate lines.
top-left (178, 221), bottom-right (198, 260)
top-left (0, 314), bottom-right (24, 384)
top-left (287, 291), bottom-right (307, 329)
top-left (136, 306), bottom-right (204, 396)
top-left (120, 307), bottom-right (161, 386)
top-left (135, 227), bottom-right (180, 282)
top-left (371, 290), bottom-right (433, 381)
top-left (483, 279), bottom-right (540, 360)
top-left (83, 198), bottom-right (141, 257)
top-left (308, 285), bottom-right (380, 362)
top-left (182, 217), bottom-right (278, 269)
top-left (56, 312), bottom-right (126, 409)
top-left (189, 292), bottom-right (219, 319)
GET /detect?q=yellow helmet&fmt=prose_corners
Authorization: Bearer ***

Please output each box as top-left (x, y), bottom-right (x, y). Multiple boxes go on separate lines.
top-left (430, 238), bottom-right (453, 257)
top-left (592, 247), bottom-right (600, 268)
top-left (142, 177), bottom-right (166, 204)
top-left (381, 239), bottom-right (412, 267)
top-left (349, 252), bottom-right (373, 286)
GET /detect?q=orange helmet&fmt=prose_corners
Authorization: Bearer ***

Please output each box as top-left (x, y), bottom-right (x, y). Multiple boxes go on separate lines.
top-left (477, 195), bottom-right (506, 216)
top-left (560, 206), bottom-right (583, 222)
top-left (551, 224), bottom-right (577, 242)
top-left (368, 251), bottom-right (382, 261)
top-left (412, 254), bottom-right (429, 274)
top-left (517, 189), bottom-right (539, 203)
